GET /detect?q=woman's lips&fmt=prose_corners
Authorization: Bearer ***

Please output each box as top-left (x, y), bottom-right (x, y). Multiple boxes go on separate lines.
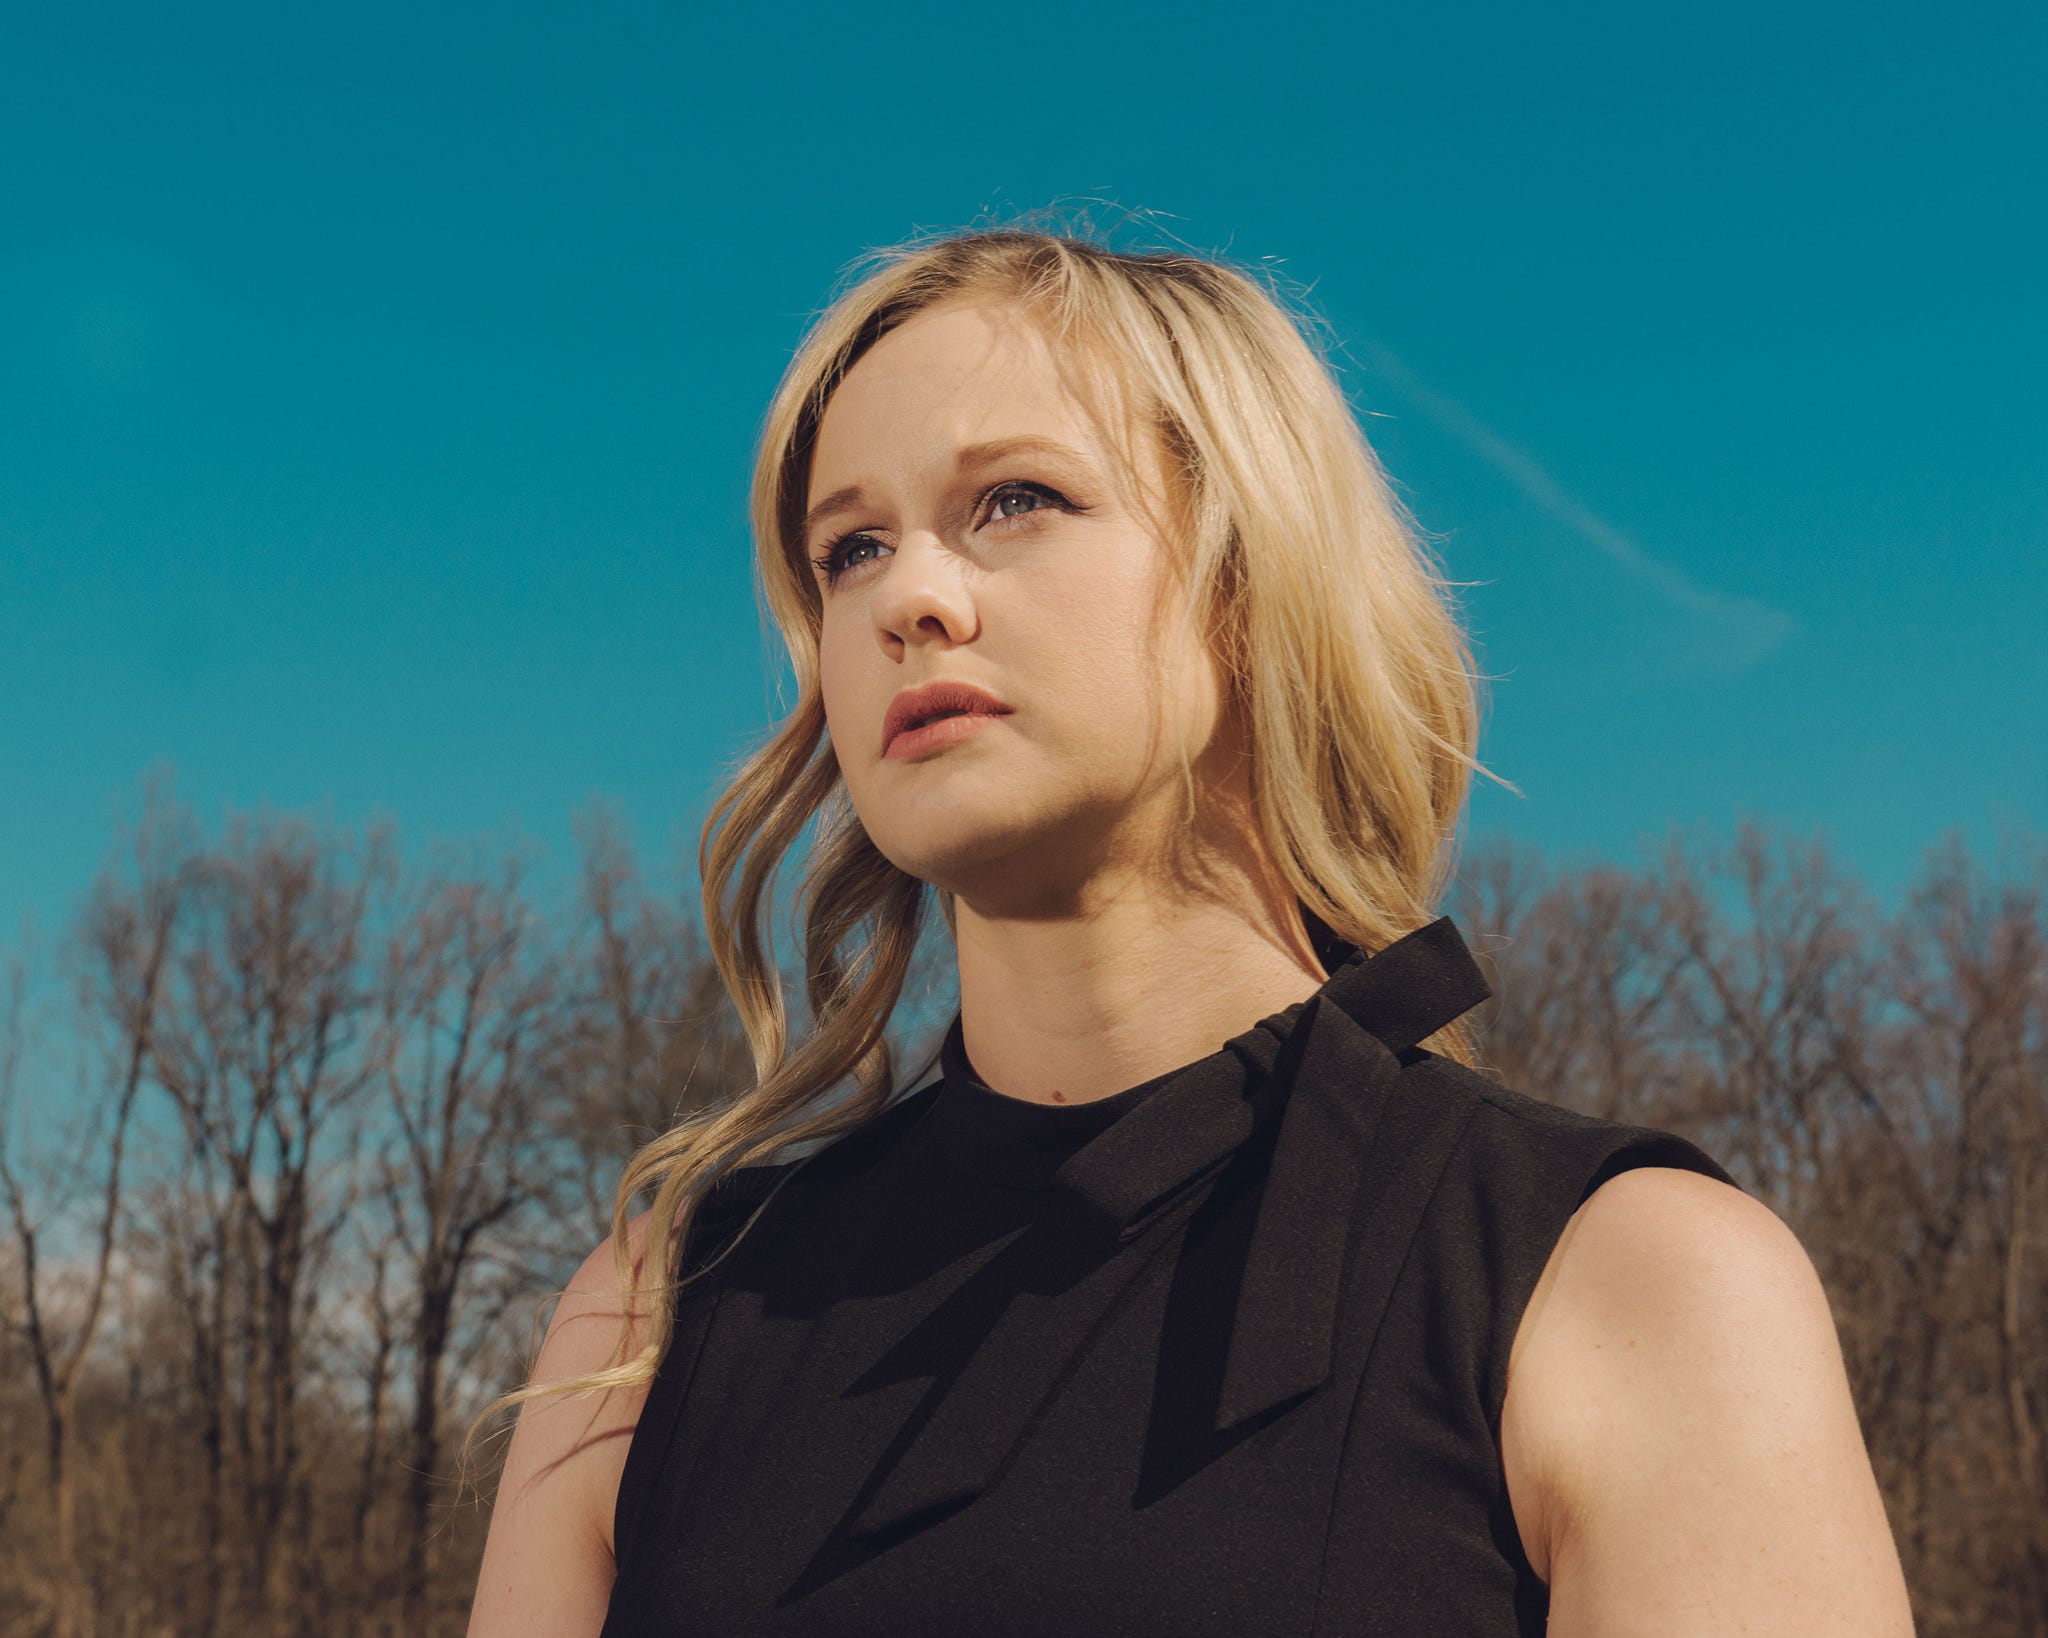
top-left (882, 710), bottom-right (1007, 760)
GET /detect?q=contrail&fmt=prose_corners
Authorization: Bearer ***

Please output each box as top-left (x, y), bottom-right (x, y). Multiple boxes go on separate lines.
top-left (1358, 340), bottom-right (1798, 673)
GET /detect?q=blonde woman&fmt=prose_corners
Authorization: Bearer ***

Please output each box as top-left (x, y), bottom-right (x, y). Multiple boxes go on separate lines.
top-left (466, 227), bottom-right (1913, 1636)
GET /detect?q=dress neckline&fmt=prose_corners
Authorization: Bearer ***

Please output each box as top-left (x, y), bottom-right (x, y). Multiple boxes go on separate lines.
top-left (923, 992), bottom-right (1322, 1190)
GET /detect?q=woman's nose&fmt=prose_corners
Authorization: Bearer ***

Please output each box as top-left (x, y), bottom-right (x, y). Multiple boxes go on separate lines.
top-left (872, 534), bottom-right (975, 646)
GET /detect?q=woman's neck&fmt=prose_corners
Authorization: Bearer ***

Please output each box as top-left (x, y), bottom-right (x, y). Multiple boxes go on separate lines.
top-left (949, 875), bottom-right (1327, 1109)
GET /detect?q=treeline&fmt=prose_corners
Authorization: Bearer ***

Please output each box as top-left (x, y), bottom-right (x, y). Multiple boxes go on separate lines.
top-left (0, 781), bottom-right (2041, 1636)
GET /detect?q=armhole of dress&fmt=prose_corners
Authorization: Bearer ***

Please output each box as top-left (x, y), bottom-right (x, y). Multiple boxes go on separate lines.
top-left (1487, 1124), bottom-right (1742, 1617)
top-left (1498, 1123), bottom-right (1743, 1420)
top-left (608, 1164), bottom-right (797, 1574)
top-left (1576, 1128), bottom-right (1743, 1208)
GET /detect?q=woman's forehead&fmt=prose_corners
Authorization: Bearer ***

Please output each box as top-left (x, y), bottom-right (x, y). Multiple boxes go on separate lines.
top-left (809, 304), bottom-right (1153, 498)
top-left (829, 306), bottom-right (1083, 426)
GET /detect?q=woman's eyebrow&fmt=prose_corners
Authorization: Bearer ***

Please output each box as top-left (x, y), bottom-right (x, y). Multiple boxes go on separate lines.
top-left (802, 436), bottom-right (1094, 538)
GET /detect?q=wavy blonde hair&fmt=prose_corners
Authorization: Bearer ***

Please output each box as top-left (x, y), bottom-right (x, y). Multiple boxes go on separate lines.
top-left (463, 218), bottom-right (1505, 1475)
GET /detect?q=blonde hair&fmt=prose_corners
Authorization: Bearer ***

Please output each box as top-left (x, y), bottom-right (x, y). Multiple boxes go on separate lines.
top-left (462, 218), bottom-right (1505, 1479)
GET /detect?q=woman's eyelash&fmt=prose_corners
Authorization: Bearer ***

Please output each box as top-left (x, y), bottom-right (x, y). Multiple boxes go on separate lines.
top-left (810, 480), bottom-right (1080, 587)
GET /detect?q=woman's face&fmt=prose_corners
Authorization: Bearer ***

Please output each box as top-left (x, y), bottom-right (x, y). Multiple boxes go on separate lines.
top-left (805, 300), bottom-right (1242, 917)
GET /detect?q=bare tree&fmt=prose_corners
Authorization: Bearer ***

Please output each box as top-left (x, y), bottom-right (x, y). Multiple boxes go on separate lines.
top-left (540, 803), bottom-right (755, 1252)
top-left (346, 1241), bottom-right (398, 1625)
top-left (366, 853), bottom-right (555, 1632)
top-left (1455, 838), bottom-right (1701, 1127)
top-left (13, 779), bottom-right (2041, 1636)
top-left (145, 808), bottom-right (394, 1636)
top-left (0, 787), bottom-right (190, 1638)
top-left (1836, 833), bottom-right (2048, 1630)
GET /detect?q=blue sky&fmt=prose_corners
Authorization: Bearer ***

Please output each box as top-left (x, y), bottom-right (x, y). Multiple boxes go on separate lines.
top-left (3, 0), bottom-right (2042, 956)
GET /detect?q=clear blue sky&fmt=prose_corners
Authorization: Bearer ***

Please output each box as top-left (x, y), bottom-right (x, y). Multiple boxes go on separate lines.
top-left (3, 0), bottom-right (2042, 953)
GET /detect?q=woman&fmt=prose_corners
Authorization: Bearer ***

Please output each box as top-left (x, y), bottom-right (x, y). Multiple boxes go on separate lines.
top-left (466, 228), bottom-right (1914, 1635)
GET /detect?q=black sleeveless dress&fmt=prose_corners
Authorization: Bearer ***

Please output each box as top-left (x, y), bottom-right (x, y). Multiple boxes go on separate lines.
top-left (599, 917), bottom-right (1740, 1636)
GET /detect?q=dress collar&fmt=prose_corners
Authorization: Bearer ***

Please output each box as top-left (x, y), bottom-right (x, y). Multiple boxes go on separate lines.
top-left (923, 985), bottom-right (1314, 1193)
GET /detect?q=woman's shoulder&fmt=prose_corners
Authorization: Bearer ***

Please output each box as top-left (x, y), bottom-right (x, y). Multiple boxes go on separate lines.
top-left (681, 1158), bottom-right (803, 1260)
top-left (672, 1086), bottom-right (942, 1267)
top-left (1403, 1051), bottom-right (1742, 1201)
top-left (1493, 1126), bottom-right (1906, 1627)
top-left (1381, 1052), bottom-right (1753, 1407)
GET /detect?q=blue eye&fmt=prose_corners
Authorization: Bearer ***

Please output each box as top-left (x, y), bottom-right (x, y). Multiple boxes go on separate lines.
top-left (809, 480), bottom-right (1081, 589)
top-left (989, 482), bottom-right (1053, 521)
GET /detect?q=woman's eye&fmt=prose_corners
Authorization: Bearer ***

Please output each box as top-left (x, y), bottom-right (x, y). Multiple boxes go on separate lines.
top-left (984, 481), bottom-right (1064, 524)
top-left (811, 532), bottom-right (880, 586)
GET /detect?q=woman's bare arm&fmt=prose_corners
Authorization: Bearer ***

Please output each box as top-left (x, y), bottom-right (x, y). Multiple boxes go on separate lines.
top-left (467, 1213), bottom-right (656, 1638)
top-left (1515, 1167), bottom-right (1915, 1635)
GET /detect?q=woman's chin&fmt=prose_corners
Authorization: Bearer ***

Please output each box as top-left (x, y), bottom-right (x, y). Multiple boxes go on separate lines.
top-left (871, 822), bottom-right (1051, 895)
top-left (878, 836), bottom-right (1017, 891)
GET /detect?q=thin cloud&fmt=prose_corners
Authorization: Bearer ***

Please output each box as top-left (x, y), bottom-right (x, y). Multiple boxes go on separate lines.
top-left (1359, 341), bottom-right (1798, 673)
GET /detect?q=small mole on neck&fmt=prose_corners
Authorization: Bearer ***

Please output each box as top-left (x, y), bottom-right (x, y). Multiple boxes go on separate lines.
top-left (1049, 1089), bottom-right (1069, 1104)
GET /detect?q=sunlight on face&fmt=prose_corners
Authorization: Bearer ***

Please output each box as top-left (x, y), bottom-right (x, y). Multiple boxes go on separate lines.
top-left (805, 301), bottom-right (1233, 920)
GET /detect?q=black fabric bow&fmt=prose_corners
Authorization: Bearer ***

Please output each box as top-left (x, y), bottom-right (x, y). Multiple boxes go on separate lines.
top-left (838, 915), bottom-right (1493, 1546)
